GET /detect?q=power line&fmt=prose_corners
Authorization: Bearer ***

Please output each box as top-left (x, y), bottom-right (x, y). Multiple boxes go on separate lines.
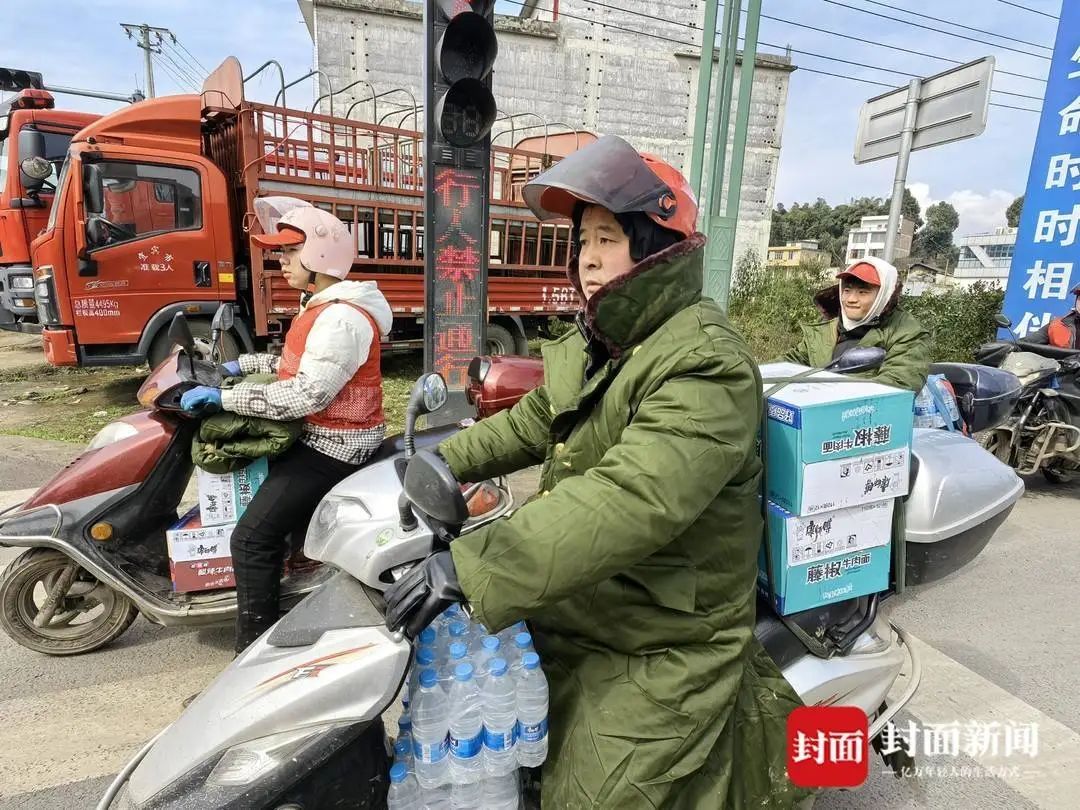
top-left (502, 0), bottom-right (1046, 103)
top-left (174, 37), bottom-right (210, 74)
top-left (760, 11), bottom-right (1047, 83)
top-left (821, 0), bottom-right (1051, 60)
top-left (157, 46), bottom-right (203, 88)
top-left (995, 0), bottom-right (1059, 20)
top-left (849, 0), bottom-right (1053, 51)
top-left (152, 52), bottom-right (197, 93)
top-left (162, 37), bottom-right (208, 81)
top-left (787, 66), bottom-right (1039, 112)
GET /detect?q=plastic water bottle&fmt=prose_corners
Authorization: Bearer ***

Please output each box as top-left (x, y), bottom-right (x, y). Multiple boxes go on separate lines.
top-left (422, 785), bottom-right (453, 810)
top-left (450, 780), bottom-right (484, 808)
top-left (397, 714), bottom-right (414, 750)
top-left (482, 771), bottom-right (521, 810)
top-left (388, 762), bottom-right (422, 810)
top-left (475, 636), bottom-right (501, 685)
top-left (447, 621), bottom-right (471, 654)
top-left (481, 658), bottom-right (518, 776)
top-left (509, 632), bottom-right (534, 670)
top-left (515, 652), bottom-right (549, 767)
top-left (412, 669), bottom-right (450, 789)
top-left (411, 647), bottom-right (438, 696)
top-left (448, 663), bottom-right (484, 785)
top-left (441, 641), bottom-right (470, 692)
top-left (497, 621), bottom-right (528, 646)
top-left (394, 737), bottom-right (414, 773)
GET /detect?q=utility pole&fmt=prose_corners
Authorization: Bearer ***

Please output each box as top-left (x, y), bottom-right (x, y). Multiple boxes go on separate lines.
top-left (120, 23), bottom-right (173, 98)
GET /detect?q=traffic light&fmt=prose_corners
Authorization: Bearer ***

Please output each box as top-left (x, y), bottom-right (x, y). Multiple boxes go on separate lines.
top-left (427, 0), bottom-right (497, 150)
top-left (0, 67), bottom-right (43, 93)
top-left (423, 0), bottom-right (498, 422)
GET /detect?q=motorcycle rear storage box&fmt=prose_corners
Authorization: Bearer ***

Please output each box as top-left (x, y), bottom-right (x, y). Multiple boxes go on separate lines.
top-left (903, 429), bottom-right (1024, 585)
top-left (929, 362), bottom-right (1021, 432)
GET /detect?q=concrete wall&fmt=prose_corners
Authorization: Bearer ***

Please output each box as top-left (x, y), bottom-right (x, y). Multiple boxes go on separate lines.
top-left (303, 0), bottom-right (794, 266)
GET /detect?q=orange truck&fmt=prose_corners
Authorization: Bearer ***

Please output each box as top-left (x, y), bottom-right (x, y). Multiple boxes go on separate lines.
top-left (32, 57), bottom-right (584, 367)
top-left (0, 89), bottom-right (98, 333)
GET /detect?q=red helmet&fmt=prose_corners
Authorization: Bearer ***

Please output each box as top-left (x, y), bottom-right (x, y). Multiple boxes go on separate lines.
top-left (522, 135), bottom-right (698, 240)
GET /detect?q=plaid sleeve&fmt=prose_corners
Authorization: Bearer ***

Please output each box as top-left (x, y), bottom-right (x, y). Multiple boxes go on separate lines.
top-left (239, 353), bottom-right (281, 375)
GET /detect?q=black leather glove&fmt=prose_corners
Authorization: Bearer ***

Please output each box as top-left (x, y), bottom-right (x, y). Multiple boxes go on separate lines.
top-left (384, 550), bottom-right (465, 639)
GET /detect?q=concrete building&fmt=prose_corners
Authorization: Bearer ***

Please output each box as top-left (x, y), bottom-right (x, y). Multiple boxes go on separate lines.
top-left (845, 215), bottom-right (914, 263)
top-left (766, 239), bottom-right (827, 268)
top-left (299, 0), bottom-right (795, 265)
top-left (951, 226), bottom-right (1017, 290)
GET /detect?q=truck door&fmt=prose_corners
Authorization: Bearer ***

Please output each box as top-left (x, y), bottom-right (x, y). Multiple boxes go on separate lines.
top-left (73, 157), bottom-right (221, 347)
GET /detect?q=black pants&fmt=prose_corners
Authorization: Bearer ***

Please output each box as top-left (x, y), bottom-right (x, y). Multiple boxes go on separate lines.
top-left (231, 441), bottom-right (358, 653)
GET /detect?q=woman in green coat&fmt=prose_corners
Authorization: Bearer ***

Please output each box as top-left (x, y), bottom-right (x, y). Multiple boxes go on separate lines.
top-left (385, 136), bottom-right (809, 808)
top-left (782, 257), bottom-right (931, 393)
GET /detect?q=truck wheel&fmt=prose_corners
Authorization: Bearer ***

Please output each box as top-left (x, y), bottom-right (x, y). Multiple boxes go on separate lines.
top-left (147, 318), bottom-right (240, 367)
top-left (0, 549), bottom-right (138, 655)
top-left (486, 323), bottom-right (518, 356)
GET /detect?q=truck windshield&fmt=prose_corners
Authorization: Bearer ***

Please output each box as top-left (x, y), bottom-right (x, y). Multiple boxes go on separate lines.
top-left (45, 155), bottom-right (71, 231)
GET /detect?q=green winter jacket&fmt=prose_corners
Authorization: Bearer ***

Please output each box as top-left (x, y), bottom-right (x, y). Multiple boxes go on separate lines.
top-left (439, 235), bottom-right (809, 809)
top-left (782, 284), bottom-right (932, 392)
top-left (191, 375), bottom-right (303, 474)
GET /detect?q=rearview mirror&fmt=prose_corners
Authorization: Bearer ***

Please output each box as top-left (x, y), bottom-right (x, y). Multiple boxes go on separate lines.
top-left (17, 129), bottom-right (46, 191)
top-left (211, 303), bottom-right (235, 334)
top-left (825, 346), bottom-right (886, 375)
top-left (84, 164), bottom-right (104, 215)
top-left (403, 449), bottom-right (469, 526)
top-left (168, 312), bottom-right (197, 356)
top-left (994, 313), bottom-right (1012, 329)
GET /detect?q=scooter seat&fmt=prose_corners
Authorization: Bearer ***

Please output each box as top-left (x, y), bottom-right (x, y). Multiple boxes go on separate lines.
top-left (753, 595), bottom-right (869, 669)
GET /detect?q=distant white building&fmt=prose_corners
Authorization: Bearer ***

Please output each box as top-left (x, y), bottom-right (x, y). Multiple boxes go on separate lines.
top-left (846, 215), bottom-right (915, 263)
top-left (951, 227), bottom-right (1017, 290)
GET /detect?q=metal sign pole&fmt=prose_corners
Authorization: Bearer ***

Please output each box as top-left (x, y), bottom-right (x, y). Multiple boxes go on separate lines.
top-left (884, 78), bottom-right (921, 262)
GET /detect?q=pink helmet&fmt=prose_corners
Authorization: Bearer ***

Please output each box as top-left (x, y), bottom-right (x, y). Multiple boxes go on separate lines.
top-left (251, 197), bottom-right (355, 280)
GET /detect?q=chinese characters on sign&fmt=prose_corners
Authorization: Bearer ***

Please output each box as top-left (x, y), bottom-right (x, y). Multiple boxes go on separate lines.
top-left (427, 166), bottom-right (487, 389)
top-left (73, 298), bottom-right (121, 318)
top-left (1004, 8), bottom-right (1080, 336)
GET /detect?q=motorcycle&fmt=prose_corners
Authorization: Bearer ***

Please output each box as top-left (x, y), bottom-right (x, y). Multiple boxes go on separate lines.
top-left (100, 348), bottom-right (1024, 810)
top-left (976, 312), bottom-right (1080, 483)
top-left (0, 305), bottom-right (457, 655)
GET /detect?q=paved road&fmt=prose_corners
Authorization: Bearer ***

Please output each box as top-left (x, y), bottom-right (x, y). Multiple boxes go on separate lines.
top-left (0, 436), bottom-right (1077, 809)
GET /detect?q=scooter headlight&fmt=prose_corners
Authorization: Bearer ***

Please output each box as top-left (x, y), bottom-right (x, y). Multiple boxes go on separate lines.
top-left (85, 421), bottom-right (140, 452)
top-left (207, 724), bottom-right (344, 787)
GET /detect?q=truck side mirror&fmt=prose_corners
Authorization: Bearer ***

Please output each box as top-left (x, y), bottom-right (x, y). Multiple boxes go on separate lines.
top-left (83, 164), bottom-right (105, 215)
top-left (17, 129), bottom-right (47, 192)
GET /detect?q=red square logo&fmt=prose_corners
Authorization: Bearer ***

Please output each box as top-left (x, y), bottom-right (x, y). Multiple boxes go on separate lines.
top-left (787, 706), bottom-right (869, 788)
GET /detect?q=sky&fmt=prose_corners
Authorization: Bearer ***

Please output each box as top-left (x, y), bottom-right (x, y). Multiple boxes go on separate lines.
top-left (0, 0), bottom-right (1062, 237)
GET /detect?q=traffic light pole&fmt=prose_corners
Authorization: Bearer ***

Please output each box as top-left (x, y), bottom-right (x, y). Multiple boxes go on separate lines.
top-left (423, 0), bottom-right (498, 426)
top-left (688, 0), bottom-right (720, 204)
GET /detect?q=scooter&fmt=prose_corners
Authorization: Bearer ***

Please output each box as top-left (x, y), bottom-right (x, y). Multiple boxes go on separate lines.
top-left (0, 306), bottom-right (457, 655)
top-left (101, 348), bottom-right (1024, 809)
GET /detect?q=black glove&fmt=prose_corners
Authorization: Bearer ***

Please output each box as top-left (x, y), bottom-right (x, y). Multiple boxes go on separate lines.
top-left (384, 550), bottom-right (466, 639)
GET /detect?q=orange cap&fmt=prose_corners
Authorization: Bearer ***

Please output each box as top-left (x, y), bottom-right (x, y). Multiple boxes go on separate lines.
top-left (837, 261), bottom-right (881, 286)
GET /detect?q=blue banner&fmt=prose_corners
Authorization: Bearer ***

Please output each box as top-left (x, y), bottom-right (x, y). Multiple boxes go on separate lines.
top-left (1002, 3), bottom-right (1080, 338)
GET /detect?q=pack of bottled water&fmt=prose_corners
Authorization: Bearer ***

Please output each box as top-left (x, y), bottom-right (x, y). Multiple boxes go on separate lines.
top-left (388, 605), bottom-right (549, 810)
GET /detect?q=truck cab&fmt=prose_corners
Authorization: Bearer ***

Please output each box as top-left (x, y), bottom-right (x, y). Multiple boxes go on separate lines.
top-left (32, 94), bottom-right (235, 366)
top-left (0, 90), bottom-right (96, 332)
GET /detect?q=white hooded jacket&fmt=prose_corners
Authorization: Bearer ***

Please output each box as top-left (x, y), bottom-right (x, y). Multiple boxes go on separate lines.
top-left (220, 280), bottom-right (394, 464)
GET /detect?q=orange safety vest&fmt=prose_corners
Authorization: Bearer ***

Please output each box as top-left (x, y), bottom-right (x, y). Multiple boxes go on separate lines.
top-left (1047, 316), bottom-right (1077, 349)
top-left (278, 301), bottom-right (384, 430)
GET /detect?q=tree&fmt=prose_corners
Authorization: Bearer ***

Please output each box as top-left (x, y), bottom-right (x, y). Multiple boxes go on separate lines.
top-left (902, 187), bottom-right (923, 231)
top-left (911, 201), bottom-right (960, 269)
top-left (1006, 194), bottom-right (1024, 228)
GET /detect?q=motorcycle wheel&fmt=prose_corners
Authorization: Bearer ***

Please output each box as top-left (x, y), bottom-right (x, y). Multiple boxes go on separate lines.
top-left (1042, 461), bottom-right (1079, 485)
top-left (0, 549), bottom-right (138, 655)
top-left (978, 431), bottom-right (1013, 465)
